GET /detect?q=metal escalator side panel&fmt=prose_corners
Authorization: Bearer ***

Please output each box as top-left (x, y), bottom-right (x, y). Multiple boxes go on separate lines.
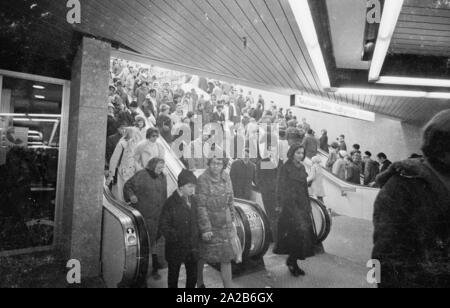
top-left (102, 184), bottom-right (150, 288)
top-left (310, 198), bottom-right (332, 243)
top-left (102, 195), bottom-right (138, 288)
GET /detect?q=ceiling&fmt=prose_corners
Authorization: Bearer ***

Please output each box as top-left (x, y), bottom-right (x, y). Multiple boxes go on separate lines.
top-left (391, 0), bottom-right (450, 57)
top-left (326, 0), bottom-right (370, 70)
top-left (3, 0), bottom-right (450, 124)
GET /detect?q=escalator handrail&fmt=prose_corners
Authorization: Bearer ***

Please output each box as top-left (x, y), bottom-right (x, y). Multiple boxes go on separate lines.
top-left (103, 183), bottom-right (150, 287)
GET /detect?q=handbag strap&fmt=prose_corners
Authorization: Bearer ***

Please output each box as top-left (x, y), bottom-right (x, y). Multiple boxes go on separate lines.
top-left (117, 144), bottom-right (125, 169)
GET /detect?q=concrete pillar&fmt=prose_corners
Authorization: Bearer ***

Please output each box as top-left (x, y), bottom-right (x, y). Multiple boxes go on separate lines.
top-left (61, 37), bottom-right (111, 278)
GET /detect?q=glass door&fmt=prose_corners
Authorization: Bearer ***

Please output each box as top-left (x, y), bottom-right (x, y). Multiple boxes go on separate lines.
top-left (0, 72), bottom-right (67, 255)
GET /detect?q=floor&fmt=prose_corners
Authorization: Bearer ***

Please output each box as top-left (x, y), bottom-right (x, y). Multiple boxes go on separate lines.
top-left (147, 215), bottom-right (376, 289)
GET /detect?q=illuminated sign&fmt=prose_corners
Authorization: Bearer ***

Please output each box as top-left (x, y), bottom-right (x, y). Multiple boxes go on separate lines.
top-left (293, 95), bottom-right (376, 122)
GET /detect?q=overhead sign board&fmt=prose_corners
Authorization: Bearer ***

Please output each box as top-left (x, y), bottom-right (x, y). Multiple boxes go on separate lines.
top-left (292, 95), bottom-right (376, 122)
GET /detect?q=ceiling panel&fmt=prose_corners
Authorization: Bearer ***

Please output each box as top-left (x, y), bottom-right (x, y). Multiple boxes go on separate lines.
top-left (391, 0), bottom-right (450, 57)
top-left (16, 0), bottom-right (450, 124)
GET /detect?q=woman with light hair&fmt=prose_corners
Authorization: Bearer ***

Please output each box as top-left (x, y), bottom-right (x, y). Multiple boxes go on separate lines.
top-left (107, 127), bottom-right (141, 201)
top-left (332, 151), bottom-right (348, 181)
top-left (307, 155), bottom-right (326, 203)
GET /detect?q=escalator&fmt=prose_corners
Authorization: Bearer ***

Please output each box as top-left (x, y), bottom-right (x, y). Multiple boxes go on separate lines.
top-left (304, 149), bottom-right (380, 221)
top-left (101, 182), bottom-right (150, 288)
top-left (100, 138), bottom-right (333, 288)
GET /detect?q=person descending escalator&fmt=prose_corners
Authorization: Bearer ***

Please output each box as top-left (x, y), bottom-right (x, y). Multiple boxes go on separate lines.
top-left (307, 156), bottom-right (326, 203)
top-left (196, 157), bottom-right (237, 289)
top-left (372, 110), bottom-right (450, 288)
top-left (230, 148), bottom-right (256, 201)
top-left (123, 158), bottom-right (168, 280)
top-left (274, 144), bottom-right (317, 277)
top-left (159, 169), bottom-right (200, 289)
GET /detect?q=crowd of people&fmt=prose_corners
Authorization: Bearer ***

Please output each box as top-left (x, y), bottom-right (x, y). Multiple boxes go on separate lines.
top-left (105, 59), bottom-right (449, 289)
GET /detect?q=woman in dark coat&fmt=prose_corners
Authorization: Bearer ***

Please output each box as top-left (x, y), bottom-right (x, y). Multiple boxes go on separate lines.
top-left (274, 144), bottom-right (316, 277)
top-left (123, 157), bottom-right (168, 279)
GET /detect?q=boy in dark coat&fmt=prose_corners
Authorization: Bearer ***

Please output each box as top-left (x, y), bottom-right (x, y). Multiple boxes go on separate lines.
top-left (372, 110), bottom-right (450, 288)
top-left (159, 169), bottom-right (200, 289)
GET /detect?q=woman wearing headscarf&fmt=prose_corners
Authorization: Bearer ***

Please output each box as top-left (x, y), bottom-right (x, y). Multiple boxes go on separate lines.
top-left (274, 144), bottom-right (316, 277)
top-left (123, 157), bottom-right (168, 279)
top-left (196, 157), bottom-right (236, 288)
top-left (107, 127), bottom-right (141, 202)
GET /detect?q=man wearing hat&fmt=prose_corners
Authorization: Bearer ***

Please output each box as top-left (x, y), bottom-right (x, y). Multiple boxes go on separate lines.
top-left (211, 102), bottom-right (226, 131)
top-left (159, 169), bottom-right (199, 289)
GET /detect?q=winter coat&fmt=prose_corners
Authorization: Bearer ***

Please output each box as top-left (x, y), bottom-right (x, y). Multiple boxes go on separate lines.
top-left (326, 151), bottom-right (338, 171)
top-left (302, 135), bottom-right (319, 159)
top-left (346, 163), bottom-right (361, 185)
top-left (372, 159), bottom-right (450, 288)
top-left (274, 160), bottom-right (316, 260)
top-left (380, 160), bottom-right (392, 173)
top-left (195, 169), bottom-right (236, 264)
top-left (159, 191), bottom-right (200, 264)
top-left (307, 164), bottom-right (325, 198)
top-left (332, 158), bottom-right (346, 180)
top-left (107, 115), bottom-right (119, 137)
top-left (319, 134), bottom-right (329, 153)
top-left (123, 168), bottom-right (168, 245)
top-left (364, 160), bottom-right (380, 185)
top-left (156, 114), bottom-right (173, 144)
top-left (230, 159), bottom-right (256, 200)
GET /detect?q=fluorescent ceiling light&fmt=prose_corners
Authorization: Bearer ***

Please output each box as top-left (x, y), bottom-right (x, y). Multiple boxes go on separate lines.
top-left (427, 92), bottom-right (450, 99)
top-left (288, 0), bottom-right (331, 89)
top-left (335, 88), bottom-right (426, 98)
top-left (13, 118), bottom-right (59, 123)
top-left (34, 95), bottom-right (46, 99)
top-left (0, 113), bottom-right (27, 117)
top-left (378, 76), bottom-right (450, 88)
top-left (368, 0), bottom-right (404, 81)
top-left (33, 85), bottom-right (45, 90)
top-left (28, 114), bottom-right (61, 118)
top-left (335, 88), bottom-right (450, 100)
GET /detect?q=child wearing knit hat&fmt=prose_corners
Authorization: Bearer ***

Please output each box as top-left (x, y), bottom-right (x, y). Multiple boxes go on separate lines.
top-left (159, 169), bottom-right (199, 288)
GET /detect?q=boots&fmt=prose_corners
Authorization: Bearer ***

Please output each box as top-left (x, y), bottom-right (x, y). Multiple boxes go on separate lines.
top-left (286, 256), bottom-right (306, 277)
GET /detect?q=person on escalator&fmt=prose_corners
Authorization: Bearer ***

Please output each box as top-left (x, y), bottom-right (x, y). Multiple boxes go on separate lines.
top-left (302, 129), bottom-right (319, 160)
top-left (107, 127), bottom-right (141, 202)
top-left (274, 144), bottom-right (316, 277)
top-left (156, 104), bottom-right (173, 144)
top-left (326, 142), bottom-right (340, 171)
top-left (230, 148), bottom-right (256, 200)
top-left (307, 156), bottom-right (326, 203)
top-left (196, 157), bottom-right (236, 289)
top-left (372, 110), bottom-right (450, 288)
top-left (159, 169), bottom-right (199, 289)
top-left (133, 128), bottom-right (165, 172)
top-left (123, 158), bottom-right (168, 280)
top-left (319, 130), bottom-right (329, 154)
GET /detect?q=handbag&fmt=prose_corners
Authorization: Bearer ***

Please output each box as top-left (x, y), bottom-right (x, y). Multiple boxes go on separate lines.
top-left (111, 145), bottom-right (125, 190)
top-left (231, 223), bottom-right (243, 264)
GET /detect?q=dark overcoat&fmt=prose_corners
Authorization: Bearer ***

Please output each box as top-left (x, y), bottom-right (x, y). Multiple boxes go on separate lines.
top-left (159, 191), bottom-right (200, 264)
top-left (123, 168), bottom-right (167, 245)
top-left (273, 160), bottom-right (316, 260)
top-left (373, 159), bottom-right (450, 288)
top-left (230, 159), bottom-right (256, 200)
